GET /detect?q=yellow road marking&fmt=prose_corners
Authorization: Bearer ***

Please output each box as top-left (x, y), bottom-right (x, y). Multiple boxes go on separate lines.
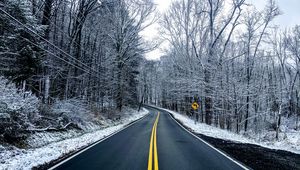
top-left (148, 112), bottom-right (160, 170)
top-left (147, 119), bottom-right (155, 170)
top-left (154, 113), bottom-right (159, 170)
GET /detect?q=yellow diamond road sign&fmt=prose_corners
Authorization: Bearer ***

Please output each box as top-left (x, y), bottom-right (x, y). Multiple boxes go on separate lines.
top-left (191, 102), bottom-right (199, 110)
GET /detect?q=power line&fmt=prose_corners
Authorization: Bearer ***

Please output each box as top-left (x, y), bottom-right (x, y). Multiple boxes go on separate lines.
top-left (1, 25), bottom-right (93, 76)
top-left (32, 2), bottom-right (101, 64)
top-left (0, 7), bottom-right (101, 75)
top-left (2, 1), bottom-right (99, 68)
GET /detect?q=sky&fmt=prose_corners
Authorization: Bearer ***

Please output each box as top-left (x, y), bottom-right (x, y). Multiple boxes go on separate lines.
top-left (250, 0), bottom-right (300, 28)
top-left (143, 0), bottom-right (300, 60)
top-left (141, 0), bottom-right (172, 60)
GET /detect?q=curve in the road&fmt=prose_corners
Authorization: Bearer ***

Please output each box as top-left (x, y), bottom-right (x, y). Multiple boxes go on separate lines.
top-left (50, 107), bottom-right (249, 170)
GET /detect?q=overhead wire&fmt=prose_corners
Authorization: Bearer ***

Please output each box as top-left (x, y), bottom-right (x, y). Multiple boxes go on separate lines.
top-left (0, 6), bottom-right (101, 75)
top-left (0, 7), bottom-right (105, 81)
top-left (29, 0), bottom-right (100, 72)
top-left (1, 25), bottom-right (92, 76)
top-left (33, 1), bottom-right (101, 65)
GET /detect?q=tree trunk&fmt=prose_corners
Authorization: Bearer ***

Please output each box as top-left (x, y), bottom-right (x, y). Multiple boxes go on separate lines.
top-left (204, 55), bottom-right (213, 125)
top-left (41, 0), bottom-right (54, 104)
top-left (276, 105), bottom-right (282, 140)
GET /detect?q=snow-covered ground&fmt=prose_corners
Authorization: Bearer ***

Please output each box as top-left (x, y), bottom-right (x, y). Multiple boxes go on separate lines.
top-left (158, 107), bottom-right (300, 155)
top-left (0, 108), bottom-right (149, 170)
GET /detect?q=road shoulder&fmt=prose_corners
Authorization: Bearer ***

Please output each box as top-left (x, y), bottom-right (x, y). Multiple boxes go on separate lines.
top-left (148, 105), bottom-right (300, 170)
top-left (0, 108), bottom-right (149, 170)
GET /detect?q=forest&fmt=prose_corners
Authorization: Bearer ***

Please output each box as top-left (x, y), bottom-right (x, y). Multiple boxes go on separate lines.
top-left (0, 0), bottom-right (299, 146)
top-left (0, 0), bottom-right (155, 142)
top-left (140, 0), bottom-right (300, 139)
top-left (1, 0), bottom-right (300, 169)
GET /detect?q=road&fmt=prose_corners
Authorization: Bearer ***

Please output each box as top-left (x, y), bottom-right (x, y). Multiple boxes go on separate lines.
top-left (50, 106), bottom-right (247, 170)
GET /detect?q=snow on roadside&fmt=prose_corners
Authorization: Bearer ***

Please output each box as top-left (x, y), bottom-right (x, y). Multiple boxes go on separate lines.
top-left (0, 108), bottom-right (149, 170)
top-left (157, 107), bottom-right (300, 155)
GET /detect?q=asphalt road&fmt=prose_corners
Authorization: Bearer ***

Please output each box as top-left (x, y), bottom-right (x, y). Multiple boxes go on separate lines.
top-left (51, 106), bottom-right (247, 170)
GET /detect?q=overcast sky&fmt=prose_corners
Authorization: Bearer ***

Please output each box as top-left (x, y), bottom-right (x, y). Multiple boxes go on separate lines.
top-left (250, 0), bottom-right (300, 28)
top-left (143, 0), bottom-right (300, 60)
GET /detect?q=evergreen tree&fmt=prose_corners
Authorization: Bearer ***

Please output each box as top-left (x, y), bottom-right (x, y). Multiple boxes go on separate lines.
top-left (0, 0), bottom-right (42, 89)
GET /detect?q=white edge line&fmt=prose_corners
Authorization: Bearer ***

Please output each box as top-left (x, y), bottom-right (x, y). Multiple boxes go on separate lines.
top-left (168, 113), bottom-right (248, 169)
top-left (49, 110), bottom-right (150, 170)
top-left (151, 106), bottom-right (250, 170)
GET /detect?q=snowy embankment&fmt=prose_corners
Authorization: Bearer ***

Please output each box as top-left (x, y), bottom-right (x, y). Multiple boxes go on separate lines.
top-left (157, 107), bottom-right (300, 155)
top-left (0, 108), bottom-right (149, 169)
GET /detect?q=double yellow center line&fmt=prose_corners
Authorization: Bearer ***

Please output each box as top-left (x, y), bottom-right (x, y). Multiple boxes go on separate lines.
top-left (148, 112), bottom-right (160, 170)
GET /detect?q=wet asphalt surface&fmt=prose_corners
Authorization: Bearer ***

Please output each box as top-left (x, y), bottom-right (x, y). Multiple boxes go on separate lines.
top-left (37, 106), bottom-right (300, 170)
top-left (49, 107), bottom-right (245, 170)
top-left (197, 134), bottom-right (300, 170)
